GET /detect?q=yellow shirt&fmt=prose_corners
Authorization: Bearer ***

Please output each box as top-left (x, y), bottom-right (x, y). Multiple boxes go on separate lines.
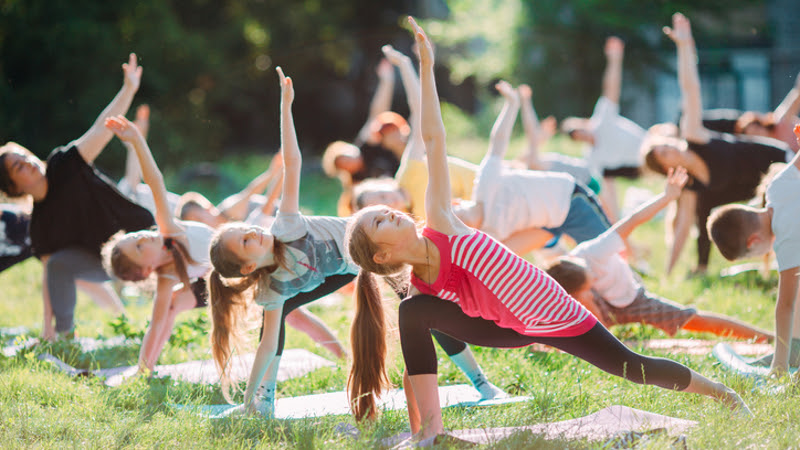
top-left (397, 157), bottom-right (477, 219)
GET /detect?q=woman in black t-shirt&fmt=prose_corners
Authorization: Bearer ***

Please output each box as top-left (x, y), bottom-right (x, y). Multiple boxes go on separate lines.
top-left (642, 14), bottom-right (790, 277)
top-left (0, 54), bottom-right (154, 339)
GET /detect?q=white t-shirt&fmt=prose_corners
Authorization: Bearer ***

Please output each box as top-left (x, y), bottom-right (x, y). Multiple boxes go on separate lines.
top-left (255, 213), bottom-right (358, 310)
top-left (766, 163), bottom-right (800, 271)
top-left (571, 229), bottom-right (639, 307)
top-left (160, 220), bottom-right (215, 282)
top-left (541, 153), bottom-right (594, 186)
top-left (474, 155), bottom-right (575, 241)
top-left (587, 96), bottom-right (645, 172)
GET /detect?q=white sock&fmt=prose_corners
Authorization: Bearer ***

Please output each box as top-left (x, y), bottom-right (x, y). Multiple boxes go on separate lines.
top-left (448, 348), bottom-right (507, 400)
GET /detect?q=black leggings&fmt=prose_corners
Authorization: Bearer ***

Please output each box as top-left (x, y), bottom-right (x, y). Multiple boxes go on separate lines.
top-left (399, 295), bottom-right (692, 391)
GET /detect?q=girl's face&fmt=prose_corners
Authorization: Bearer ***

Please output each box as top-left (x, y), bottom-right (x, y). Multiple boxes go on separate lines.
top-left (360, 206), bottom-right (417, 253)
top-left (652, 144), bottom-right (682, 170)
top-left (118, 230), bottom-right (165, 277)
top-left (220, 225), bottom-right (275, 274)
top-left (3, 149), bottom-right (45, 194)
top-left (358, 187), bottom-right (409, 213)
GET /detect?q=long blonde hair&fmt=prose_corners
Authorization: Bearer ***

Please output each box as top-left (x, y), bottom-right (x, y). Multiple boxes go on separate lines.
top-left (344, 210), bottom-right (407, 421)
top-left (207, 225), bottom-right (288, 402)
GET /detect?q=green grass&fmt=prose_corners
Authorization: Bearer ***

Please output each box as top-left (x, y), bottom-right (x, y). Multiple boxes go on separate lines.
top-left (0, 130), bottom-right (796, 448)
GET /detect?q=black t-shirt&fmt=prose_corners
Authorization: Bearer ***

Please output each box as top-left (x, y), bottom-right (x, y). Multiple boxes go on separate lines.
top-left (701, 109), bottom-right (743, 135)
top-left (350, 143), bottom-right (400, 182)
top-left (29, 146), bottom-right (155, 257)
top-left (0, 206), bottom-right (32, 272)
top-left (686, 134), bottom-right (789, 196)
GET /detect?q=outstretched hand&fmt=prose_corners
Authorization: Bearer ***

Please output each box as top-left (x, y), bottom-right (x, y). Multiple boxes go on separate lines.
top-left (664, 166), bottom-right (689, 200)
top-left (276, 66), bottom-right (294, 104)
top-left (122, 53), bottom-right (143, 90)
top-left (663, 13), bottom-right (693, 46)
top-left (408, 17), bottom-right (433, 68)
top-left (518, 84), bottom-right (532, 100)
top-left (495, 80), bottom-right (517, 101)
top-left (134, 104), bottom-right (150, 138)
top-left (604, 36), bottom-right (625, 59)
top-left (105, 115), bottom-right (142, 143)
top-left (382, 45), bottom-right (409, 66)
top-left (376, 58), bottom-right (394, 80)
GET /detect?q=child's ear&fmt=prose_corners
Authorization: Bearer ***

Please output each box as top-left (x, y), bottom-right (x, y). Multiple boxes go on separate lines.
top-left (240, 262), bottom-right (257, 275)
top-left (373, 250), bottom-right (391, 265)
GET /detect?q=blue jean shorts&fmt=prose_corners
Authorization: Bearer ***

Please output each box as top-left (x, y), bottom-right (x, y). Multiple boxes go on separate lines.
top-left (543, 182), bottom-right (611, 245)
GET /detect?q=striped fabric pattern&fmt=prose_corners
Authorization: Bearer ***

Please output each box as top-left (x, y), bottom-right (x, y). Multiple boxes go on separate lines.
top-left (419, 228), bottom-right (593, 336)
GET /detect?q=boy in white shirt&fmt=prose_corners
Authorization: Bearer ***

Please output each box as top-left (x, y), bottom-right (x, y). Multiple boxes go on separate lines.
top-left (547, 167), bottom-right (772, 342)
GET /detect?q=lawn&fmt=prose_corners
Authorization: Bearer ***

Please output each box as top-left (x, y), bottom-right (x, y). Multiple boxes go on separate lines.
top-left (0, 124), bottom-right (796, 449)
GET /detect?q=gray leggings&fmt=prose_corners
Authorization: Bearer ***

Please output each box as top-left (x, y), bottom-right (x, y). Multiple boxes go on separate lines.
top-left (46, 247), bottom-right (110, 332)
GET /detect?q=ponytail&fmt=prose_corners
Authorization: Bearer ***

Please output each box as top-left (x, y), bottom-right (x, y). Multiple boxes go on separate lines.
top-left (348, 270), bottom-right (390, 421)
top-left (164, 237), bottom-right (198, 293)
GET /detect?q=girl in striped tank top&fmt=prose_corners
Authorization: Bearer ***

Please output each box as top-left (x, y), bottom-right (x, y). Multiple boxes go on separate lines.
top-left (344, 17), bottom-right (750, 439)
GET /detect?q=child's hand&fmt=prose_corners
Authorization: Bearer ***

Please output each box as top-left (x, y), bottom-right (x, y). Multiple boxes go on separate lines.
top-left (382, 45), bottom-right (409, 66)
top-left (664, 166), bottom-right (688, 200)
top-left (122, 53), bottom-right (143, 90)
top-left (276, 66), bottom-right (294, 104)
top-left (495, 80), bottom-right (517, 101)
top-left (408, 17), bottom-right (433, 68)
top-left (134, 104), bottom-right (150, 137)
top-left (663, 13), bottom-right (693, 46)
top-left (540, 116), bottom-right (557, 140)
top-left (105, 115), bottom-right (142, 143)
top-left (518, 84), bottom-right (532, 100)
top-left (604, 36), bottom-right (624, 60)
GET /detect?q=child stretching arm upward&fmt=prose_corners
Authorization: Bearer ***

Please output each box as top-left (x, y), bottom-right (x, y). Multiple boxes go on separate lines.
top-left (345, 16), bottom-right (749, 439)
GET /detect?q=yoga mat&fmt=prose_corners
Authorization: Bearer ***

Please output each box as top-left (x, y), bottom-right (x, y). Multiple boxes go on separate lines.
top-left (712, 343), bottom-right (797, 378)
top-left (3, 336), bottom-right (139, 358)
top-left (384, 405), bottom-right (697, 447)
top-left (720, 261), bottom-right (777, 277)
top-left (37, 349), bottom-right (335, 387)
top-left (174, 384), bottom-right (532, 420)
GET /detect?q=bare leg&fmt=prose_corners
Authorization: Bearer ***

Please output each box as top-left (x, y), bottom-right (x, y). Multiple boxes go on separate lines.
top-left (682, 370), bottom-right (751, 414)
top-left (403, 369), bottom-right (422, 434)
top-left (285, 307), bottom-right (346, 358)
top-left (407, 373), bottom-right (444, 439)
top-left (76, 280), bottom-right (125, 315)
top-left (683, 312), bottom-right (774, 343)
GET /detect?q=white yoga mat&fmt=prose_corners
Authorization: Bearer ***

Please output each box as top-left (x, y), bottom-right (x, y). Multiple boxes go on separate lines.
top-left (174, 384), bottom-right (531, 420)
top-left (385, 405), bottom-right (697, 447)
top-left (37, 349), bottom-right (335, 387)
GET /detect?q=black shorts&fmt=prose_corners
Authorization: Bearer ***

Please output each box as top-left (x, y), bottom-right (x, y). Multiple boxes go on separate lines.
top-left (602, 166), bottom-right (640, 179)
top-left (190, 277), bottom-right (208, 308)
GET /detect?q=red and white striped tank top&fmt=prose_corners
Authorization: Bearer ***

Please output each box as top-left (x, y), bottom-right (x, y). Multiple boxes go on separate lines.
top-left (411, 227), bottom-right (596, 337)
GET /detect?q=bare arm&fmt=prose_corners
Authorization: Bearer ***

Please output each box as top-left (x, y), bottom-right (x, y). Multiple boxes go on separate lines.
top-left (601, 37), bottom-right (624, 105)
top-left (411, 18), bottom-right (469, 235)
top-left (356, 59), bottom-right (395, 144)
top-left (517, 84), bottom-right (543, 169)
top-left (770, 267), bottom-right (800, 376)
top-left (383, 45), bottom-right (426, 164)
top-left (218, 155), bottom-right (283, 221)
top-left (258, 161), bottom-right (284, 216)
top-left (121, 105), bottom-right (150, 189)
top-left (244, 308), bottom-right (282, 411)
top-left (665, 13), bottom-right (710, 143)
top-left (486, 81), bottom-right (520, 161)
top-left (612, 167), bottom-right (688, 240)
top-left (665, 188), bottom-right (696, 276)
top-left (105, 116), bottom-right (181, 235)
top-left (276, 67), bottom-right (301, 215)
top-left (773, 71), bottom-right (800, 124)
top-left (74, 54), bottom-right (142, 164)
top-left (138, 276), bottom-right (178, 370)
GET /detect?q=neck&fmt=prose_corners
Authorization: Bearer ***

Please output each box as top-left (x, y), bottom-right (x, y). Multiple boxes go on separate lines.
top-left (409, 235), bottom-right (439, 285)
top-left (28, 179), bottom-right (48, 202)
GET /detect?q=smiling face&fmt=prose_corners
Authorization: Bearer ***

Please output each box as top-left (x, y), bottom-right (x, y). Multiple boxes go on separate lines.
top-left (116, 230), bottom-right (165, 277)
top-left (1, 147), bottom-right (46, 196)
top-left (220, 224), bottom-right (275, 274)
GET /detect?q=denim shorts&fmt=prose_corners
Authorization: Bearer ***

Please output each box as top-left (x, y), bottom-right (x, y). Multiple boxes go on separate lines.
top-left (543, 182), bottom-right (611, 245)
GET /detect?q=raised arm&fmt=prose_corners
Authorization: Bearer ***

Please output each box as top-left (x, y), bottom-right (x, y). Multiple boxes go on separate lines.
top-left (410, 18), bottom-right (468, 235)
top-left (74, 53), bottom-right (143, 164)
top-left (486, 81), bottom-right (520, 161)
top-left (257, 155), bottom-right (284, 216)
top-left (276, 67), bottom-right (300, 215)
top-left (383, 45), bottom-right (426, 163)
top-left (773, 71), bottom-right (800, 124)
top-left (121, 105), bottom-right (149, 189)
top-left (612, 167), bottom-right (688, 240)
top-left (601, 37), bottom-right (624, 105)
top-left (664, 13), bottom-right (710, 143)
top-left (665, 188), bottom-right (696, 276)
top-left (355, 59), bottom-right (395, 144)
top-left (218, 154), bottom-right (283, 221)
top-left (517, 84), bottom-right (543, 169)
top-left (105, 116), bottom-right (180, 235)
